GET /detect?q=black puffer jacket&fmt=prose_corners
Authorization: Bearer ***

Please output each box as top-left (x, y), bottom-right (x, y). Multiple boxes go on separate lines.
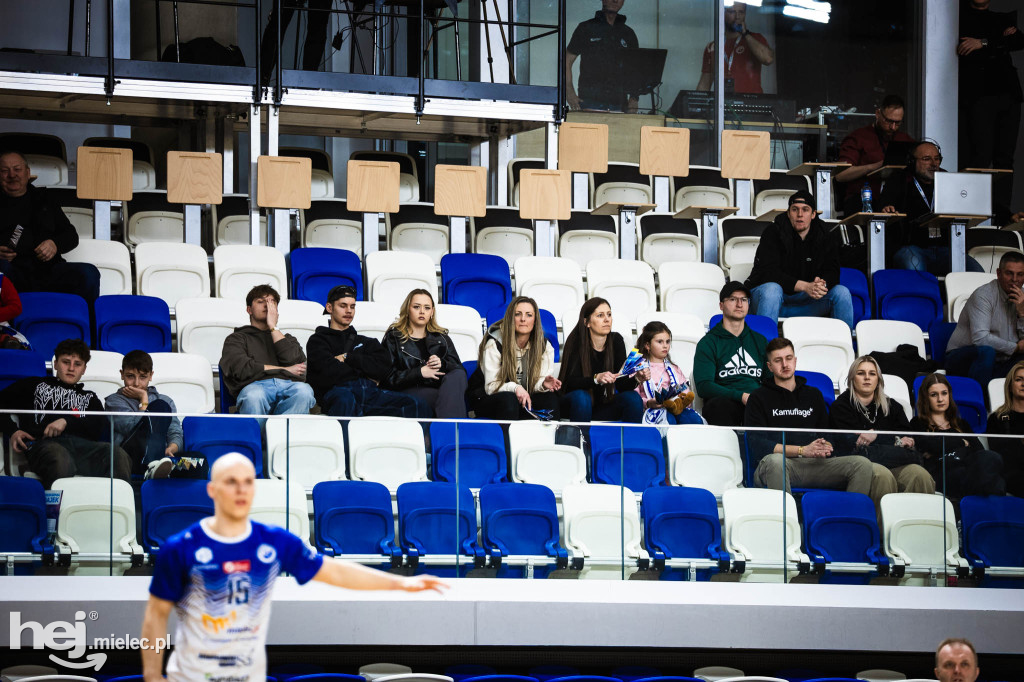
top-left (381, 328), bottom-right (462, 390)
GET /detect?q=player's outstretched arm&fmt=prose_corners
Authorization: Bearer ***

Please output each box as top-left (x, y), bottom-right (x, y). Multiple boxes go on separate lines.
top-left (141, 594), bottom-right (174, 682)
top-left (314, 558), bottom-right (448, 593)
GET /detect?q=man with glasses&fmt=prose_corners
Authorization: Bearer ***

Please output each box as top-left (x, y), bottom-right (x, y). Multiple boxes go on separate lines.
top-left (835, 94), bottom-right (915, 217)
top-left (692, 281), bottom-right (769, 426)
top-left (880, 140), bottom-right (985, 275)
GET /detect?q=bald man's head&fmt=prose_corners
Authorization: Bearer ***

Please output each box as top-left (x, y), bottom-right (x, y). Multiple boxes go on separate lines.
top-left (207, 452), bottom-right (256, 521)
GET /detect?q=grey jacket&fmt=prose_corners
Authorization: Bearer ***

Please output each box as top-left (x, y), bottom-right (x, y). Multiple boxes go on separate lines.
top-left (948, 279), bottom-right (1024, 359)
top-left (104, 386), bottom-right (184, 451)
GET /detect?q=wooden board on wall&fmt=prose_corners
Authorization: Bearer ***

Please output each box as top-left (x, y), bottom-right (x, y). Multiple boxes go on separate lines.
top-left (76, 146), bottom-right (133, 201)
top-left (167, 151), bottom-right (223, 205)
top-left (257, 155), bottom-right (312, 209)
top-left (346, 160), bottom-right (400, 213)
top-left (434, 165), bottom-right (486, 217)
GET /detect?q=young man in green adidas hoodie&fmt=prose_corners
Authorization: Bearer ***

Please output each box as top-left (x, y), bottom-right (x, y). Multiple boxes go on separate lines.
top-left (692, 281), bottom-right (769, 426)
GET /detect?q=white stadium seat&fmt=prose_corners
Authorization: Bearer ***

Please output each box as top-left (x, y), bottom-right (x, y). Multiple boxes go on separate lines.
top-left (365, 251), bottom-right (438, 307)
top-left (134, 242), bottom-right (211, 309)
top-left (149, 352), bottom-right (216, 414)
top-left (65, 238), bottom-right (132, 296)
top-left (347, 417), bottom-right (429, 491)
top-left (213, 245), bottom-right (288, 301)
top-left (175, 297), bottom-right (249, 367)
top-left (513, 256), bottom-right (586, 323)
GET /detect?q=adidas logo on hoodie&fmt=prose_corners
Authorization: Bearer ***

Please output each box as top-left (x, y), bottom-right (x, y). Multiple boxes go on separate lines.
top-left (718, 348), bottom-right (762, 380)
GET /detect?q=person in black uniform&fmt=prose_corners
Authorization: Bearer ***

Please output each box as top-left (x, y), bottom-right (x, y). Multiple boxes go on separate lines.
top-left (564, 0), bottom-right (639, 113)
top-left (958, 0), bottom-right (1024, 224)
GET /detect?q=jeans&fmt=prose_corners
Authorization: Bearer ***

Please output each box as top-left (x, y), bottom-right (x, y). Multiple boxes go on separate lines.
top-left (236, 378), bottom-right (316, 417)
top-left (321, 378), bottom-right (420, 418)
top-left (944, 345), bottom-right (1024, 389)
top-left (561, 389), bottom-right (644, 424)
top-left (121, 398), bottom-right (173, 473)
top-left (893, 245), bottom-right (984, 276)
top-left (27, 435), bottom-right (132, 490)
top-left (751, 282), bottom-right (855, 329)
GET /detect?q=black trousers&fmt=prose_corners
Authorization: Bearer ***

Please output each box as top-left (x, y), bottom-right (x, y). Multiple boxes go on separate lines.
top-left (959, 93), bottom-right (1021, 224)
top-left (260, 0), bottom-right (334, 79)
top-left (701, 396), bottom-right (747, 427)
top-left (474, 390), bottom-right (560, 421)
top-left (27, 435), bottom-right (131, 490)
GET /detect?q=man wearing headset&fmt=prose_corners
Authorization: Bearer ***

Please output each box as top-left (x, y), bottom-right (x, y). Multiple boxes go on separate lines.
top-left (879, 140), bottom-right (985, 275)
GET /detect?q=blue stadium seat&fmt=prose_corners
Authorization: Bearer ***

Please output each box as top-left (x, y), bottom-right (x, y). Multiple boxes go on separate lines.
top-left (840, 267), bottom-right (870, 325)
top-left (801, 490), bottom-right (888, 584)
top-left (610, 670), bottom-right (663, 682)
top-left (873, 269), bottom-right (943, 331)
top-left (268, 664), bottom-right (326, 681)
top-left (290, 247), bottom-right (363, 304)
top-left (709, 313), bottom-right (778, 341)
top-left (14, 292), bottom-right (90, 358)
top-left (912, 375), bottom-right (987, 433)
top-left (140, 479), bottom-right (214, 554)
top-left (485, 305), bottom-right (559, 362)
top-left (461, 676), bottom-right (537, 682)
top-left (445, 666), bottom-right (498, 681)
top-left (960, 494), bottom-right (1024, 587)
top-left (183, 415), bottom-right (263, 475)
top-left (641, 486), bottom-right (728, 581)
top-left (441, 253), bottom-right (512, 317)
top-left (0, 476), bottom-right (53, 562)
top-left (547, 676), bottom-right (622, 682)
top-left (218, 365), bottom-right (236, 413)
top-left (589, 424), bottom-right (666, 491)
top-left (775, 672), bottom-right (826, 682)
top-left (632, 677), bottom-right (703, 682)
top-left (311, 480), bottom-right (400, 567)
top-left (289, 675), bottom-right (366, 682)
top-left (929, 320), bottom-right (958, 366)
top-left (429, 421), bottom-right (508, 487)
top-left (796, 370), bottom-right (835, 406)
top-left (0, 349), bottom-right (47, 390)
top-left (396, 481), bottom-right (482, 575)
top-left (528, 669), bottom-right (580, 682)
top-left (95, 294), bottom-right (172, 354)
top-left (479, 482), bottom-right (567, 579)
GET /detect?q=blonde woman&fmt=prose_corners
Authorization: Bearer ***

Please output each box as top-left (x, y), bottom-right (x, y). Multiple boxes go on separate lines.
top-left (381, 289), bottom-right (467, 418)
top-left (985, 360), bottom-right (1024, 497)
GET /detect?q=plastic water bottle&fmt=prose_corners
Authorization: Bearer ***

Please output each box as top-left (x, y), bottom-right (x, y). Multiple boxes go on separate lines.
top-left (861, 182), bottom-right (873, 213)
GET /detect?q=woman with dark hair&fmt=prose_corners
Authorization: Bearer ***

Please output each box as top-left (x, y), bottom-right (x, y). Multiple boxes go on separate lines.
top-left (985, 360), bottom-right (1024, 497)
top-left (557, 297), bottom-right (646, 423)
top-left (382, 289), bottom-right (467, 418)
top-left (830, 356), bottom-right (934, 499)
top-left (909, 373), bottom-right (1004, 498)
top-left (469, 296), bottom-right (561, 420)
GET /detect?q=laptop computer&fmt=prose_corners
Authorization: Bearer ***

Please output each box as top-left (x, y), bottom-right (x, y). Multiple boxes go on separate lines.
top-left (619, 48), bottom-right (668, 96)
top-left (933, 172), bottom-right (992, 217)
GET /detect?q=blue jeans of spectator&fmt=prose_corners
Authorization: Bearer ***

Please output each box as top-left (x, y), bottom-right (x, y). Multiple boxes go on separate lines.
top-left (944, 345), bottom-right (1024, 388)
top-left (121, 398), bottom-right (173, 473)
top-left (561, 389), bottom-right (644, 423)
top-left (321, 378), bottom-right (420, 418)
top-left (236, 378), bottom-right (316, 417)
top-left (751, 282), bottom-right (855, 329)
top-left (894, 245), bottom-right (984, 276)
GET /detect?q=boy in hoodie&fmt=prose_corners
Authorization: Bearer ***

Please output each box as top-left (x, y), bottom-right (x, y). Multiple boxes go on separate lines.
top-left (744, 337), bottom-right (874, 497)
top-left (219, 284), bottom-right (316, 417)
top-left (305, 285), bottom-right (420, 417)
top-left (0, 337), bottom-right (130, 488)
top-left (692, 281), bottom-right (768, 426)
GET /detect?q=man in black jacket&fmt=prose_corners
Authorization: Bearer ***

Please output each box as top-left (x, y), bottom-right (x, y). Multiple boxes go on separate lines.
top-left (0, 338), bottom-right (130, 488)
top-left (0, 152), bottom-right (100, 304)
top-left (744, 337), bottom-right (874, 497)
top-left (306, 285), bottom-right (420, 417)
top-left (746, 191), bottom-right (854, 329)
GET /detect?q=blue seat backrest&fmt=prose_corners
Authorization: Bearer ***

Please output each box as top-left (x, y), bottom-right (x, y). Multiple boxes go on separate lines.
top-left (183, 415), bottom-right (263, 475)
top-left (14, 292), bottom-right (91, 357)
top-left (796, 370), bottom-right (835, 406)
top-left (397, 481), bottom-right (478, 556)
top-left (429, 421), bottom-right (507, 487)
top-left (313, 480), bottom-right (398, 559)
top-left (641, 486), bottom-right (723, 560)
top-left (290, 247), bottom-right (363, 304)
top-left (95, 294), bottom-right (172, 354)
top-left (708, 313), bottom-right (778, 341)
top-left (873, 269), bottom-right (943, 331)
top-left (141, 479), bottom-right (215, 552)
top-left (0, 349), bottom-right (47, 390)
top-left (912, 374), bottom-right (987, 433)
top-left (928, 321), bottom-right (957, 365)
top-left (441, 253), bottom-right (513, 317)
top-left (0, 475), bottom-right (51, 553)
top-left (479, 482), bottom-right (563, 557)
top-left (960, 495), bottom-right (1024, 568)
top-left (840, 267), bottom-right (870, 324)
top-left (589, 424), bottom-right (666, 491)
top-left (801, 490), bottom-right (882, 563)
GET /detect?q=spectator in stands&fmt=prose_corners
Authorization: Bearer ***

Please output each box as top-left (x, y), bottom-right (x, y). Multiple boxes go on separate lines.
top-left (909, 373), bottom-right (1005, 498)
top-left (693, 281), bottom-right (769, 426)
top-left (744, 337), bottom-right (875, 499)
top-left (696, 2), bottom-right (774, 95)
top-left (0, 271), bottom-right (30, 350)
top-left (105, 350), bottom-right (204, 480)
top-left (946, 250), bottom-right (1024, 386)
top-left (565, 0), bottom-right (639, 113)
top-left (219, 284), bottom-right (316, 418)
top-left (306, 285), bottom-right (419, 418)
top-left (558, 297), bottom-right (646, 423)
top-left (635, 320), bottom-right (703, 425)
top-left (935, 637), bottom-right (981, 682)
top-left (834, 94), bottom-right (915, 217)
top-left (746, 190), bottom-right (854, 328)
top-left (879, 140), bottom-right (985, 274)
top-left (382, 289), bottom-right (468, 419)
top-left (984, 360), bottom-right (1024, 497)
top-left (830, 356), bottom-right (936, 501)
top-left (468, 296), bottom-right (561, 421)
top-left (0, 338), bottom-right (130, 489)
top-left (0, 151), bottom-right (100, 305)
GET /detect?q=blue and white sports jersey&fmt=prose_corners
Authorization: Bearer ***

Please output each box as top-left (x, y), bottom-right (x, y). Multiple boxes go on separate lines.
top-left (150, 518), bottom-right (323, 682)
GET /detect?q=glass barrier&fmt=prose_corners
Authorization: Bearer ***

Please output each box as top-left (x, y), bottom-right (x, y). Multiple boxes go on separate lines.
top-left (3, 408), bottom-right (1021, 586)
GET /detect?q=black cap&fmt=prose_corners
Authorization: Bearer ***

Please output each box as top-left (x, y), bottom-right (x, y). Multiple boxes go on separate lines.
top-left (788, 190), bottom-right (815, 208)
top-left (720, 280), bottom-right (751, 301)
top-left (324, 285), bottom-right (358, 313)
